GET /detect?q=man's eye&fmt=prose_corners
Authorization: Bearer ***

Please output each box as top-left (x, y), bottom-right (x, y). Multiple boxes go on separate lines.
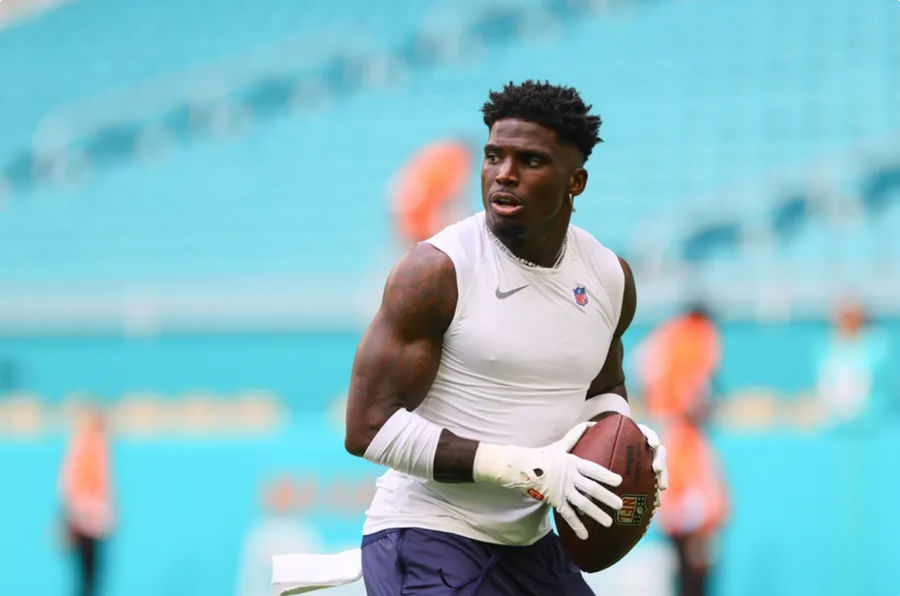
top-left (485, 154), bottom-right (500, 164)
top-left (525, 157), bottom-right (542, 167)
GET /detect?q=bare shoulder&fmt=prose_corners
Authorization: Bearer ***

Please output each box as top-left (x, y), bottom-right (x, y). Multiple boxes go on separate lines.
top-left (380, 243), bottom-right (458, 338)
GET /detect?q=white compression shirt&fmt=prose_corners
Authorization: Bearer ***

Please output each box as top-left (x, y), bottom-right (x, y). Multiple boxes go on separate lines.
top-left (362, 211), bottom-right (625, 545)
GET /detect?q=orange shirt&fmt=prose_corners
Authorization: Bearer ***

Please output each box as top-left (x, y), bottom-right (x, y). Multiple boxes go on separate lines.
top-left (61, 422), bottom-right (114, 538)
top-left (392, 140), bottom-right (470, 244)
top-left (642, 314), bottom-right (721, 418)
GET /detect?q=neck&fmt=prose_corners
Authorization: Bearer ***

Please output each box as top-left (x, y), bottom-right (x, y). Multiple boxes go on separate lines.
top-left (491, 222), bottom-right (569, 268)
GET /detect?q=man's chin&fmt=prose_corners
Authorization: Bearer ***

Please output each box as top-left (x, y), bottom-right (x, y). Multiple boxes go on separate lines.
top-left (487, 212), bottom-right (527, 240)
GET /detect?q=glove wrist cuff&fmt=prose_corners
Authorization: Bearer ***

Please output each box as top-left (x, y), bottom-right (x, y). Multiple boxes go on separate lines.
top-left (473, 442), bottom-right (512, 484)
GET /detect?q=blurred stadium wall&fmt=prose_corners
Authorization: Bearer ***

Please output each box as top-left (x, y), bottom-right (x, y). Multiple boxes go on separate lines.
top-left (1, 0), bottom-right (898, 595)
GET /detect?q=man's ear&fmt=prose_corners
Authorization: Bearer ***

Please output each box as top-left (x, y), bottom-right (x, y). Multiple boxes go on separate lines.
top-left (569, 168), bottom-right (588, 197)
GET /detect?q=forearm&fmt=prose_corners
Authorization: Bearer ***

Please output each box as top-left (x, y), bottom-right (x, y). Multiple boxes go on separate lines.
top-left (352, 408), bottom-right (478, 483)
top-left (433, 429), bottom-right (479, 482)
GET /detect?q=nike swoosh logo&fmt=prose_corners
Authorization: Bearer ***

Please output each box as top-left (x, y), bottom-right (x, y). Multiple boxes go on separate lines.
top-left (495, 284), bottom-right (529, 299)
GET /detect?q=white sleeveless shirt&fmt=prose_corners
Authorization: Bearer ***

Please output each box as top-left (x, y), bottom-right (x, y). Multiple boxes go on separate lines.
top-left (362, 211), bottom-right (625, 545)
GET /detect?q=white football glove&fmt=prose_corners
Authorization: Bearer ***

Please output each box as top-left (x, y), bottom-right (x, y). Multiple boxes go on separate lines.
top-left (637, 423), bottom-right (668, 507)
top-left (473, 422), bottom-right (623, 541)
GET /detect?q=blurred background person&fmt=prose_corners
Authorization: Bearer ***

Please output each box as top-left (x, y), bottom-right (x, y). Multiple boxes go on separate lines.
top-left (637, 307), bottom-right (729, 596)
top-left (814, 300), bottom-right (892, 428)
top-left (810, 299), bottom-right (894, 593)
top-left (59, 406), bottom-right (115, 596)
top-left (390, 138), bottom-right (472, 246)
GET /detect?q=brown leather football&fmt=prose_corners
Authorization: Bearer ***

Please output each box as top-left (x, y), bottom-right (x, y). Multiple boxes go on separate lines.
top-left (554, 413), bottom-right (657, 572)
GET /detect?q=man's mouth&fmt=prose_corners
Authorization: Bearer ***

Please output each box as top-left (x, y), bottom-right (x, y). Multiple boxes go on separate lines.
top-left (492, 192), bottom-right (521, 205)
top-left (490, 192), bottom-right (524, 215)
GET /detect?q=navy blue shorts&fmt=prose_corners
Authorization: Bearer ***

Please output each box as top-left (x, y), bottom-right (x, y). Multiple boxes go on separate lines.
top-left (360, 528), bottom-right (594, 596)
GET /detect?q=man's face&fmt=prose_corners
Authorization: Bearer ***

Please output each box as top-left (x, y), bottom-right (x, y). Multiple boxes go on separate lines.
top-left (481, 118), bottom-right (586, 240)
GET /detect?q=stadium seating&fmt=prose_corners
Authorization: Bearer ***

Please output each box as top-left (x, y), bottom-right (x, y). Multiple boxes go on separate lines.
top-left (0, 0), bottom-right (897, 300)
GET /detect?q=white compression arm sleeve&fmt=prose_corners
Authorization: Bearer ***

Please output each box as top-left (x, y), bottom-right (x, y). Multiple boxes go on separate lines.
top-left (582, 392), bottom-right (632, 421)
top-left (362, 408), bottom-right (443, 480)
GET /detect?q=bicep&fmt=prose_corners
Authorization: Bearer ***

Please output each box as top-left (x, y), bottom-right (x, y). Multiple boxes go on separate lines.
top-left (347, 309), bottom-right (444, 423)
top-left (344, 244), bottom-right (456, 454)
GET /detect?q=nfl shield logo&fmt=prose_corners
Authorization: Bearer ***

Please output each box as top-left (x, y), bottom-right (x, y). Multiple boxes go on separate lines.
top-left (573, 286), bottom-right (588, 306)
top-left (616, 494), bottom-right (647, 525)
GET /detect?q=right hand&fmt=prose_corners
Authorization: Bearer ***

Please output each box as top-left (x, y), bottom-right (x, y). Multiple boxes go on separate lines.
top-left (473, 423), bottom-right (623, 540)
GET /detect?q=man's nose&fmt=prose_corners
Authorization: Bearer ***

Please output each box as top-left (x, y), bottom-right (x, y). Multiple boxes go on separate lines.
top-left (496, 158), bottom-right (518, 186)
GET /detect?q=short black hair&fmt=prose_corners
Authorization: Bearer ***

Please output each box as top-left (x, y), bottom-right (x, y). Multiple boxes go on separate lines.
top-left (481, 80), bottom-right (602, 161)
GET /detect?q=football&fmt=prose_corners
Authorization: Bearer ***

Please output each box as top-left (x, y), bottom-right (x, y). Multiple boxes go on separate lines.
top-left (554, 413), bottom-right (657, 572)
